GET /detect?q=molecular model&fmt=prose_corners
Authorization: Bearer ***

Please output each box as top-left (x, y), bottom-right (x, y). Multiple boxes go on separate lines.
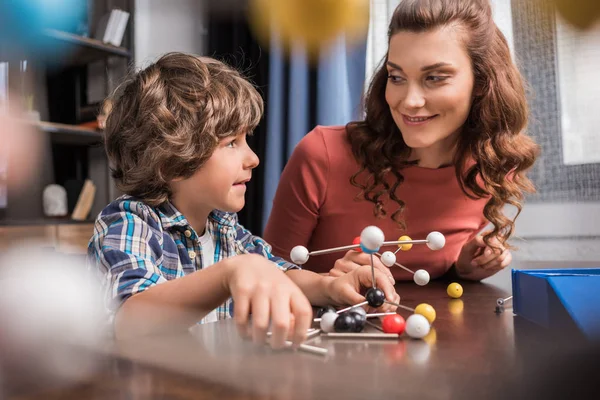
top-left (290, 226), bottom-right (446, 342)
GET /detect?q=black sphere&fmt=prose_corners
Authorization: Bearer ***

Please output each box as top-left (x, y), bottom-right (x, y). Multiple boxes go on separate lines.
top-left (349, 311), bottom-right (366, 332)
top-left (316, 305), bottom-right (336, 318)
top-left (366, 288), bottom-right (385, 308)
top-left (333, 312), bottom-right (357, 333)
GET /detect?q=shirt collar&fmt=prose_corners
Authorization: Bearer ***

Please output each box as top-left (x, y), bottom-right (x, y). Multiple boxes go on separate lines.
top-left (157, 201), bottom-right (237, 230)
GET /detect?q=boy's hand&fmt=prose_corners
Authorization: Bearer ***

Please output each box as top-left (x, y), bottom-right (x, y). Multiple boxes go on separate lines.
top-left (456, 234), bottom-right (512, 277)
top-left (224, 254), bottom-right (312, 350)
top-left (329, 250), bottom-right (395, 285)
top-left (327, 265), bottom-right (400, 313)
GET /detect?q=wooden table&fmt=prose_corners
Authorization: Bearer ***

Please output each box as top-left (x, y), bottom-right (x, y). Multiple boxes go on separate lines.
top-left (3, 261), bottom-right (599, 399)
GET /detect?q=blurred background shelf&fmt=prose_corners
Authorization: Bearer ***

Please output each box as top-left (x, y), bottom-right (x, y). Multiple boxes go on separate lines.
top-left (42, 29), bottom-right (131, 66)
top-left (0, 218), bottom-right (94, 226)
top-left (34, 121), bottom-right (103, 145)
top-left (0, 222), bottom-right (94, 254)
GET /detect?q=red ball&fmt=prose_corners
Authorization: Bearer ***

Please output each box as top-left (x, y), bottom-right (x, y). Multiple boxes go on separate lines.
top-left (382, 314), bottom-right (406, 334)
top-left (352, 236), bottom-right (362, 252)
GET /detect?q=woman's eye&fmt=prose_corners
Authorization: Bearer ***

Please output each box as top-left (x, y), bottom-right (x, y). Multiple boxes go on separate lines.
top-left (387, 75), bottom-right (405, 83)
top-left (426, 75), bottom-right (448, 82)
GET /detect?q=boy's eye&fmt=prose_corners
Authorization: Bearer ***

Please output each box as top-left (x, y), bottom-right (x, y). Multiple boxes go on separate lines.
top-left (225, 139), bottom-right (236, 148)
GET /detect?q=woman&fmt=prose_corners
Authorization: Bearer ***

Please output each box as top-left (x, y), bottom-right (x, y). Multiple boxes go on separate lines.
top-left (264, 0), bottom-right (539, 282)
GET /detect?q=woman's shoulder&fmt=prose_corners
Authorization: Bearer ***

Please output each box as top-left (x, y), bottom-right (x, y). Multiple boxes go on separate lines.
top-left (296, 125), bottom-right (353, 161)
top-left (301, 125), bottom-right (348, 146)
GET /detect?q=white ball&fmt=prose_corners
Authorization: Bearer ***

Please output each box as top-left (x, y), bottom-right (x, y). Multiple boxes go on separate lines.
top-left (290, 245), bottom-right (309, 265)
top-left (413, 269), bottom-right (430, 286)
top-left (426, 231), bottom-right (445, 250)
top-left (319, 311), bottom-right (338, 333)
top-left (360, 226), bottom-right (385, 252)
top-left (405, 314), bottom-right (431, 339)
top-left (380, 251), bottom-right (396, 267)
top-left (0, 245), bottom-right (105, 384)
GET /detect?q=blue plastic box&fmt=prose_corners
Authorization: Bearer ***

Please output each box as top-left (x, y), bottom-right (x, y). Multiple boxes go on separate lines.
top-left (512, 268), bottom-right (600, 339)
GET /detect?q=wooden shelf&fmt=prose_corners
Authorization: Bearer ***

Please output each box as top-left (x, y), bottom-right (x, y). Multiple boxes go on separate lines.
top-left (34, 121), bottom-right (104, 145)
top-left (42, 29), bottom-right (131, 66)
top-left (0, 218), bottom-right (94, 226)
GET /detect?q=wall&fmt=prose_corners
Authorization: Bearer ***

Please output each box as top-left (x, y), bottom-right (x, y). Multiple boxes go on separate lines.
top-left (134, 0), bottom-right (207, 67)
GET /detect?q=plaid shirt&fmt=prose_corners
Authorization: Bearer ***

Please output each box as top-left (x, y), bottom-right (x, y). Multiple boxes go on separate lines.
top-left (87, 195), bottom-right (299, 322)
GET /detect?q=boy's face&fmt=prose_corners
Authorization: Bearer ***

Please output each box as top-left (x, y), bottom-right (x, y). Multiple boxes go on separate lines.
top-left (173, 132), bottom-right (259, 216)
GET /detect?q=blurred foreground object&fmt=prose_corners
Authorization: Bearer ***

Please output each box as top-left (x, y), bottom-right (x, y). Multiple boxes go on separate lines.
top-left (248, 0), bottom-right (369, 59)
top-left (554, 0), bottom-right (600, 29)
top-left (0, 98), bottom-right (43, 193)
top-left (0, 246), bottom-right (107, 391)
top-left (0, 0), bottom-right (87, 57)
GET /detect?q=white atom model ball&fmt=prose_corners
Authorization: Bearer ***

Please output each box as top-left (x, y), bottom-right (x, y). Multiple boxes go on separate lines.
top-left (319, 311), bottom-right (338, 333)
top-left (290, 245), bottom-right (309, 265)
top-left (380, 251), bottom-right (396, 268)
top-left (405, 314), bottom-right (431, 339)
top-left (413, 269), bottom-right (430, 286)
top-left (426, 231), bottom-right (445, 251)
top-left (360, 226), bottom-right (385, 253)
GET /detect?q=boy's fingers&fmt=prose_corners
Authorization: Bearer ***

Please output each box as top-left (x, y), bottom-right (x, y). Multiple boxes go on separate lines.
top-left (250, 292), bottom-right (270, 345)
top-left (372, 256), bottom-right (395, 284)
top-left (332, 260), bottom-right (360, 273)
top-left (349, 252), bottom-right (394, 282)
top-left (269, 292), bottom-right (290, 350)
top-left (338, 283), bottom-right (366, 306)
top-left (328, 268), bottom-right (345, 277)
top-left (233, 293), bottom-right (250, 338)
top-left (368, 268), bottom-right (397, 303)
top-left (290, 294), bottom-right (312, 347)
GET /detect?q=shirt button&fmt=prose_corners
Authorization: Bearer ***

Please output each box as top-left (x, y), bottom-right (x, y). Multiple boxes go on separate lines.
top-left (188, 251), bottom-right (197, 259)
top-left (184, 230), bottom-right (192, 238)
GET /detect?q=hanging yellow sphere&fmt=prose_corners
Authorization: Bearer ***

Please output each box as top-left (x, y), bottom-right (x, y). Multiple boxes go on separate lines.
top-left (554, 0), bottom-right (600, 30)
top-left (248, 0), bottom-right (370, 59)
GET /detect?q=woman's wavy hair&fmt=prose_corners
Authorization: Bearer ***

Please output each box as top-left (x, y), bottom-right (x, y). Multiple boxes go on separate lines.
top-left (346, 0), bottom-right (539, 248)
top-left (104, 52), bottom-right (263, 205)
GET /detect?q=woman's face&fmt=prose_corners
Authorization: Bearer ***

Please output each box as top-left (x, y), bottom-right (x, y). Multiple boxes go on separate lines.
top-left (385, 26), bottom-right (475, 157)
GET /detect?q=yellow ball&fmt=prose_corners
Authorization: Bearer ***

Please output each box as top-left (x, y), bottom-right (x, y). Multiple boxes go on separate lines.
top-left (447, 282), bottom-right (463, 299)
top-left (414, 303), bottom-right (436, 324)
top-left (398, 235), bottom-right (413, 251)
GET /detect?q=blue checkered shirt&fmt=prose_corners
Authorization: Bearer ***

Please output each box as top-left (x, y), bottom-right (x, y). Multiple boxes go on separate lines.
top-left (87, 195), bottom-right (299, 322)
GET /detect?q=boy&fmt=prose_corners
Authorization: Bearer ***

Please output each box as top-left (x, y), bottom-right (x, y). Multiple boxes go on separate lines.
top-left (88, 53), bottom-right (399, 349)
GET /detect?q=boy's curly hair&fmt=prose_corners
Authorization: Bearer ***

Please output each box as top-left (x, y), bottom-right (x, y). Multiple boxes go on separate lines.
top-left (104, 52), bottom-right (264, 205)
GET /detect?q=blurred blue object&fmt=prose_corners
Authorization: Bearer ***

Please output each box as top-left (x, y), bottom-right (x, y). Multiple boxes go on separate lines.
top-left (0, 0), bottom-right (87, 58)
top-left (512, 268), bottom-right (600, 339)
